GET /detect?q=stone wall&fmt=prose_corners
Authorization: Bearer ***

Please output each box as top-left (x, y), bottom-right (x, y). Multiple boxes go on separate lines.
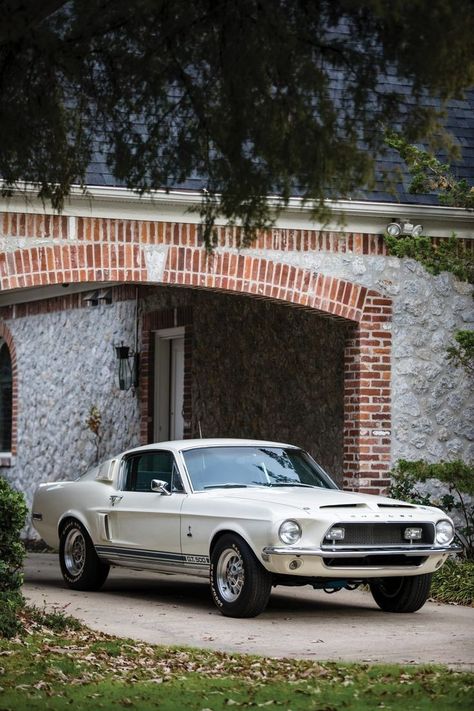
top-left (0, 297), bottom-right (141, 531)
top-left (250, 249), bottom-right (473, 463)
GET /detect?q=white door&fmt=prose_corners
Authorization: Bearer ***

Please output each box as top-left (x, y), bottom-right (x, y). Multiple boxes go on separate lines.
top-left (105, 450), bottom-right (186, 570)
top-left (154, 328), bottom-right (185, 442)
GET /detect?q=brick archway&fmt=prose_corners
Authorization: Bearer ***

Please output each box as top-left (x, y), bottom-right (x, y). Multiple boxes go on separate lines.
top-left (0, 243), bottom-right (147, 290)
top-left (3, 243), bottom-right (367, 321)
top-left (0, 321), bottom-right (18, 462)
top-left (1, 242), bottom-right (392, 492)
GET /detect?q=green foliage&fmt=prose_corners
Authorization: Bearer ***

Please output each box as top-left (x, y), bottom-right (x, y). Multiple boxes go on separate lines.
top-left (384, 233), bottom-right (474, 284)
top-left (431, 559), bottom-right (474, 605)
top-left (447, 330), bottom-right (474, 373)
top-left (385, 137), bottom-right (474, 376)
top-left (0, 591), bottom-right (24, 639)
top-left (387, 460), bottom-right (474, 559)
top-left (1, 1), bottom-right (474, 247)
top-left (385, 133), bottom-right (474, 209)
top-left (0, 477), bottom-right (27, 637)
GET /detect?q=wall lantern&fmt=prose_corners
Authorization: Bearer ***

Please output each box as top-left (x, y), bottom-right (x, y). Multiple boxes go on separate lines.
top-left (386, 220), bottom-right (423, 237)
top-left (114, 343), bottom-right (139, 391)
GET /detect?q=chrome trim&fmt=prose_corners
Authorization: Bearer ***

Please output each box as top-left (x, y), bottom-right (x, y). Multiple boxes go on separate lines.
top-left (262, 544), bottom-right (461, 558)
top-left (321, 543), bottom-right (435, 550)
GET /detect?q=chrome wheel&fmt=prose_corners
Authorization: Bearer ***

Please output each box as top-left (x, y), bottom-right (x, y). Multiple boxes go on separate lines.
top-left (216, 547), bottom-right (245, 602)
top-left (210, 534), bottom-right (272, 617)
top-left (59, 520), bottom-right (110, 591)
top-left (63, 528), bottom-right (86, 577)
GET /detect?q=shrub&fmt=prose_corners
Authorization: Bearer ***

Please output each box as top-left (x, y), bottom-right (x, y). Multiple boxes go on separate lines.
top-left (27, 604), bottom-right (84, 632)
top-left (387, 459), bottom-right (474, 559)
top-left (0, 476), bottom-right (28, 637)
top-left (431, 559), bottom-right (474, 606)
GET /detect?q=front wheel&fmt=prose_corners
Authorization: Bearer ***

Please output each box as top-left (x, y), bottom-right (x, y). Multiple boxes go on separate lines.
top-left (210, 534), bottom-right (272, 618)
top-left (369, 573), bottom-right (433, 613)
top-left (59, 519), bottom-right (110, 590)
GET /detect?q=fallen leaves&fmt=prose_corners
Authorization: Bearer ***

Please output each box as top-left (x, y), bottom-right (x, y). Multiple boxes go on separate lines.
top-left (1, 613), bottom-right (473, 711)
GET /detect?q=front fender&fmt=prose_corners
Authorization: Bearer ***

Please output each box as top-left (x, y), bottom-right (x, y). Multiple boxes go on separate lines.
top-left (208, 519), bottom-right (273, 565)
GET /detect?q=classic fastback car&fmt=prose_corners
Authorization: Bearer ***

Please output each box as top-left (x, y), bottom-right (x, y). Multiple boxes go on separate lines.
top-left (32, 439), bottom-right (458, 617)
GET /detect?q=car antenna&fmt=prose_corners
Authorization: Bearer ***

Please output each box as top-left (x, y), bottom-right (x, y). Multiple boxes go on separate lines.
top-left (198, 420), bottom-right (203, 438)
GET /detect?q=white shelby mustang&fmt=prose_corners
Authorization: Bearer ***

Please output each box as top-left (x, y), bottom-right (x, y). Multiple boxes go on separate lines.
top-left (32, 438), bottom-right (459, 618)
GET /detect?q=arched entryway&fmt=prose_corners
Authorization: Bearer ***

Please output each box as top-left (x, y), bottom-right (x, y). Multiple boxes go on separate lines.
top-left (1, 240), bottom-right (392, 493)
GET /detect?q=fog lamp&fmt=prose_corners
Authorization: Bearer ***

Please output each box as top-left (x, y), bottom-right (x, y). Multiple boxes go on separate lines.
top-left (325, 526), bottom-right (345, 541)
top-left (404, 527), bottom-right (423, 541)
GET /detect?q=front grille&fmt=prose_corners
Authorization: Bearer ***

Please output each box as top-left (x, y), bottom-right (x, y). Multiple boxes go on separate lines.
top-left (322, 522), bottom-right (434, 547)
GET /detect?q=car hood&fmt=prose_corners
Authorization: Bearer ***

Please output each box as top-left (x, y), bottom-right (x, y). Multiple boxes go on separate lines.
top-left (205, 486), bottom-right (438, 515)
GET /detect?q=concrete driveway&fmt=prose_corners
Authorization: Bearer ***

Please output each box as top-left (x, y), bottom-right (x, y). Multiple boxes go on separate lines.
top-left (24, 553), bottom-right (474, 669)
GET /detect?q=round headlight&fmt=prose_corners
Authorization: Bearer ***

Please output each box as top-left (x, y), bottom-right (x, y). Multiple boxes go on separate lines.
top-left (435, 520), bottom-right (454, 545)
top-left (279, 520), bottom-right (302, 545)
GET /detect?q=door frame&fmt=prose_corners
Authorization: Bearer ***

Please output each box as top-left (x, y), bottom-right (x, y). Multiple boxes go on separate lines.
top-left (154, 327), bottom-right (185, 442)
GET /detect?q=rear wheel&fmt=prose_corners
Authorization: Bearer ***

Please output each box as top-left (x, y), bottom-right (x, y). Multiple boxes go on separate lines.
top-left (210, 534), bottom-right (272, 618)
top-left (369, 573), bottom-right (432, 613)
top-left (59, 519), bottom-right (110, 590)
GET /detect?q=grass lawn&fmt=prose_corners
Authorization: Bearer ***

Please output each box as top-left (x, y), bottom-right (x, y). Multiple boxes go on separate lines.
top-left (0, 611), bottom-right (472, 711)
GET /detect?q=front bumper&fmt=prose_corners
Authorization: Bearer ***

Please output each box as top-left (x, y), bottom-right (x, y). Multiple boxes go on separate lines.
top-left (261, 543), bottom-right (461, 578)
top-left (262, 544), bottom-right (461, 558)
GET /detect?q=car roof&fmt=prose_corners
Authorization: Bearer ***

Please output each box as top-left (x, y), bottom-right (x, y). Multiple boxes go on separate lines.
top-left (123, 438), bottom-right (299, 456)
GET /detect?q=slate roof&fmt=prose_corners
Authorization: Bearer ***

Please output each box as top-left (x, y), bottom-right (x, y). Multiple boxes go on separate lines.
top-left (84, 88), bottom-right (474, 207)
top-left (363, 89), bottom-right (474, 205)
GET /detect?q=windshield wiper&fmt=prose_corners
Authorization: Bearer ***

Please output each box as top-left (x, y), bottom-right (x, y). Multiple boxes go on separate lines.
top-left (267, 482), bottom-right (316, 488)
top-left (203, 484), bottom-right (249, 489)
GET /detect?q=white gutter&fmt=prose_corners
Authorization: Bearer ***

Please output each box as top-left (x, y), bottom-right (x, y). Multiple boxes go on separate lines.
top-left (1, 184), bottom-right (473, 238)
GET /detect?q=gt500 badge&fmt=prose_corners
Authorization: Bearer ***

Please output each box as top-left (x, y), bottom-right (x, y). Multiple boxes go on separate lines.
top-left (185, 555), bottom-right (209, 564)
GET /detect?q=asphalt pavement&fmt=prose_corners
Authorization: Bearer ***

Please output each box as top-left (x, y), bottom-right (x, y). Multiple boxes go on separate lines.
top-left (23, 553), bottom-right (474, 669)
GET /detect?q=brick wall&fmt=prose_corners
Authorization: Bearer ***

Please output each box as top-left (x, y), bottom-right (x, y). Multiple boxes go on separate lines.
top-left (343, 294), bottom-right (392, 491)
top-left (0, 213), bottom-right (396, 292)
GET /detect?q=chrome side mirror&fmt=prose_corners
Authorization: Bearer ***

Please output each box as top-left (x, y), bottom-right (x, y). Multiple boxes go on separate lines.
top-left (151, 479), bottom-right (172, 496)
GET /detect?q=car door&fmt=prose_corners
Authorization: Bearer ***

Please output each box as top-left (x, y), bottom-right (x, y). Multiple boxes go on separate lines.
top-left (106, 450), bottom-right (186, 570)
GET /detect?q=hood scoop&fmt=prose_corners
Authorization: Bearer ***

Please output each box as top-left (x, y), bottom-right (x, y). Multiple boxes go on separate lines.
top-left (377, 503), bottom-right (416, 509)
top-left (319, 503), bottom-right (367, 509)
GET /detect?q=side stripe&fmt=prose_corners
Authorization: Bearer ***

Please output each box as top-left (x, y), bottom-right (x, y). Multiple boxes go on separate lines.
top-left (95, 544), bottom-right (210, 567)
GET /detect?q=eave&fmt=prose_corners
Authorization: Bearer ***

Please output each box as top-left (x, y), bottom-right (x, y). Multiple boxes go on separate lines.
top-left (1, 183), bottom-right (472, 239)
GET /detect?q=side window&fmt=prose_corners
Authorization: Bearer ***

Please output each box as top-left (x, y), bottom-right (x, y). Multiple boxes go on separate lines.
top-left (123, 452), bottom-right (184, 493)
top-left (0, 341), bottom-right (12, 453)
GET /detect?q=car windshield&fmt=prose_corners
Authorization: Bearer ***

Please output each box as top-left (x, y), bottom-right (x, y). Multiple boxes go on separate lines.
top-left (182, 446), bottom-right (337, 491)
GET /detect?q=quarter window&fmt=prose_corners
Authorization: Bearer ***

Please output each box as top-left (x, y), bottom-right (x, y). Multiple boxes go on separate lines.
top-left (0, 341), bottom-right (12, 453)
